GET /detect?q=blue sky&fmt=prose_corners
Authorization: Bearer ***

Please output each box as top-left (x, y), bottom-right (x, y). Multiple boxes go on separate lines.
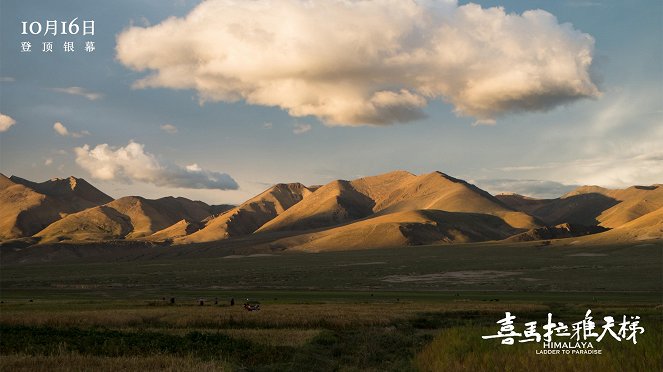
top-left (1, 0), bottom-right (661, 204)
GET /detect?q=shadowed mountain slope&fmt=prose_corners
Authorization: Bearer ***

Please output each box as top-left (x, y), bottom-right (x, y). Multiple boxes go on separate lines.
top-left (0, 174), bottom-right (112, 240)
top-left (257, 171), bottom-right (538, 235)
top-left (34, 196), bottom-right (219, 242)
top-left (3, 172), bottom-right (660, 253)
top-left (177, 183), bottom-right (315, 244)
top-left (264, 209), bottom-right (520, 252)
top-left (497, 184), bottom-right (663, 228)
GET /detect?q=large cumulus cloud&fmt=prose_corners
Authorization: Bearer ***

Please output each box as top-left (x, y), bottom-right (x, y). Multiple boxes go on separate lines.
top-left (116, 0), bottom-right (599, 125)
top-left (74, 141), bottom-right (238, 190)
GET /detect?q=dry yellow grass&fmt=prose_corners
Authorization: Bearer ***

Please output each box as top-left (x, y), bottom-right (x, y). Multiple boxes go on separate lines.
top-left (415, 324), bottom-right (663, 372)
top-left (0, 353), bottom-right (229, 372)
top-left (126, 327), bottom-right (322, 347)
top-left (0, 302), bottom-right (548, 329)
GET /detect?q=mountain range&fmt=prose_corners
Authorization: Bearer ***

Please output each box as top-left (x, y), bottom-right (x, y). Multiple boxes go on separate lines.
top-left (1, 171), bottom-right (661, 254)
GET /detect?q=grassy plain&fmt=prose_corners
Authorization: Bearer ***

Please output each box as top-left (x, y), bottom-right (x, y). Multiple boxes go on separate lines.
top-left (1, 241), bottom-right (661, 371)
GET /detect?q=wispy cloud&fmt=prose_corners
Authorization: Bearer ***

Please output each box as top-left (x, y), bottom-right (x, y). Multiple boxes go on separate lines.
top-left (53, 122), bottom-right (90, 138)
top-left (263, 122), bottom-right (273, 129)
top-left (0, 112), bottom-right (16, 132)
top-left (472, 119), bottom-right (496, 127)
top-left (490, 146), bottom-right (663, 191)
top-left (51, 86), bottom-right (103, 101)
top-left (473, 179), bottom-right (578, 199)
top-left (0, 77), bottom-right (15, 83)
top-left (561, 149), bottom-right (663, 188)
top-left (44, 158), bottom-right (53, 166)
top-left (160, 123), bottom-right (178, 134)
top-left (293, 123), bottom-right (312, 135)
top-left (498, 165), bottom-right (557, 172)
top-left (74, 141), bottom-right (239, 190)
top-left (566, 1), bottom-right (605, 8)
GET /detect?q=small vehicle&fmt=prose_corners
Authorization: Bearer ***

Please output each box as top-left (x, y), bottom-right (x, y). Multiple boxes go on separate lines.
top-left (243, 299), bottom-right (261, 311)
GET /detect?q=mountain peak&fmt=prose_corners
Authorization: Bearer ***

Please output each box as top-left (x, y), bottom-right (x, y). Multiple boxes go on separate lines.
top-left (562, 185), bottom-right (611, 198)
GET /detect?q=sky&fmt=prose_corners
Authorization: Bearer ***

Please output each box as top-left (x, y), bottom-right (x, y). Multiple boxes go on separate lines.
top-left (1, 0), bottom-right (661, 205)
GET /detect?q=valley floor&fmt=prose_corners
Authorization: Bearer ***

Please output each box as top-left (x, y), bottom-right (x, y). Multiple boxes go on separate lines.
top-left (1, 241), bottom-right (661, 371)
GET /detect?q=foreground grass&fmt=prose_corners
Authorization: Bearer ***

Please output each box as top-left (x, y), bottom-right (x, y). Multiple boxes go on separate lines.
top-left (0, 324), bottom-right (428, 371)
top-left (415, 323), bottom-right (663, 372)
top-left (1, 300), bottom-right (450, 371)
top-left (2, 299), bottom-right (661, 371)
top-left (0, 353), bottom-right (230, 372)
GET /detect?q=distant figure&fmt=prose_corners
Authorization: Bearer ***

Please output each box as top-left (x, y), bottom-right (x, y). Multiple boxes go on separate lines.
top-left (199, 298), bottom-right (204, 306)
top-left (230, 298), bottom-right (235, 306)
top-left (214, 297), bottom-right (218, 305)
top-left (170, 297), bottom-right (175, 304)
top-left (243, 299), bottom-right (260, 311)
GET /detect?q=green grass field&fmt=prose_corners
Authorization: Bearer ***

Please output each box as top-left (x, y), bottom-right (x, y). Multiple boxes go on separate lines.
top-left (1, 241), bottom-right (662, 371)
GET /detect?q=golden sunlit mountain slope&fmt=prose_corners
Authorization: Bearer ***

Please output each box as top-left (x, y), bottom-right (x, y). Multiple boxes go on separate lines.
top-left (0, 174), bottom-right (112, 240)
top-left (10, 175), bottom-right (113, 205)
top-left (497, 184), bottom-right (663, 228)
top-left (264, 209), bottom-right (519, 252)
top-left (177, 183), bottom-right (315, 244)
top-left (506, 223), bottom-right (609, 242)
top-left (257, 171), bottom-right (538, 235)
top-left (583, 185), bottom-right (663, 228)
top-left (34, 196), bottom-right (221, 243)
top-left (2, 172), bottom-right (660, 253)
top-left (147, 219), bottom-right (204, 241)
top-left (580, 206), bottom-right (663, 243)
top-left (254, 179), bottom-right (377, 234)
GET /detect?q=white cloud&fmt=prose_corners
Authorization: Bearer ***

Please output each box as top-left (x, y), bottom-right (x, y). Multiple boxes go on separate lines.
top-left (74, 141), bottom-right (238, 190)
top-left (160, 123), bottom-right (178, 134)
top-left (263, 122), bottom-right (273, 129)
top-left (293, 123), bottom-right (312, 135)
top-left (53, 122), bottom-right (90, 138)
top-left (117, 0), bottom-right (599, 126)
top-left (0, 113), bottom-right (16, 132)
top-left (52, 86), bottom-right (103, 101)
top-left (53, 122), bottom-right (69, 136)
top-left (44, 158), bottom-right (53, 166)
top-left (0, 77), bottom-right (15, 83)
top-left (185, 163), bottom-right (202, 172)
